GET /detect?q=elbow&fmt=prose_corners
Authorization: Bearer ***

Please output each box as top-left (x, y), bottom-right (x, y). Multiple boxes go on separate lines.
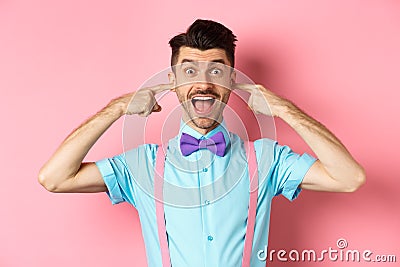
top-left (38, 170), bottom-right (60, 193)
top-left (344, 166), bottom-right (366, 193)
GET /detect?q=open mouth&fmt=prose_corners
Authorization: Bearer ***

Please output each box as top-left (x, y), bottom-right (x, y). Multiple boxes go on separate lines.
top-left (191, 96), bottom-right (216, 114)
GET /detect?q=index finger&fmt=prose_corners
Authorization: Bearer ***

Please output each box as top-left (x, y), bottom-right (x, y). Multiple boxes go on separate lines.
top-left (232, 83), bottom-right (257, 93)
top-left (148, 83), bottom-right (174, 94)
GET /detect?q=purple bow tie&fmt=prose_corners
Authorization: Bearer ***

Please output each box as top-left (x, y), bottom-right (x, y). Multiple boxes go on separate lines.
top-left (180, 131), bottom-right (226, 157)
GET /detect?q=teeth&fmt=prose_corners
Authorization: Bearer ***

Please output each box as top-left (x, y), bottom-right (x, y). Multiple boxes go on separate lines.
top-left (192, 96), bottom-right (214, 100)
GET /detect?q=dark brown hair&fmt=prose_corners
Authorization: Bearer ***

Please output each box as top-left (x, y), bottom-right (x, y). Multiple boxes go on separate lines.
top-left (169, 19), bottom-right (237, 67)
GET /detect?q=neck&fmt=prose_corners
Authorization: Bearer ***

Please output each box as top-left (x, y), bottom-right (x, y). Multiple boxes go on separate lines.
top-left (182, 118), bottom-right (221, 136)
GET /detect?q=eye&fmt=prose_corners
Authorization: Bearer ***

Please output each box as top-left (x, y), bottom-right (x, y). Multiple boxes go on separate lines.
top-left (185, 68), bottom-right (196, 75)
top-left (210, 68), bottom-right (222, 75)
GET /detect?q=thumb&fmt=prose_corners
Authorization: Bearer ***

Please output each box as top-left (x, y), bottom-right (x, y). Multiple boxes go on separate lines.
top-left (152, 102), bottom-right (162, 112)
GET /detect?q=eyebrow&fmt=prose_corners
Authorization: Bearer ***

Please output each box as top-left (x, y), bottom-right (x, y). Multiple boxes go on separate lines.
top-left (181, 59), bottom-right (227, 64)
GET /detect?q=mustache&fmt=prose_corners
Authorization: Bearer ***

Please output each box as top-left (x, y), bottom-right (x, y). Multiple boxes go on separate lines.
top-left (189, 89), bottom-right (220, 99)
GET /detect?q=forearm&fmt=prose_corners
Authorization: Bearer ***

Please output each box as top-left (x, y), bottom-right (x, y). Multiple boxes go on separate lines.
top-left (276, 101), bottom-right (365, 188)
top-left (38, 100), bottom-right (125, 189)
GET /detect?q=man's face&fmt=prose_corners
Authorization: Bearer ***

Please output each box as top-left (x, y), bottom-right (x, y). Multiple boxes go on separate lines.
top-left (170, 47), bottom-right (234, 133)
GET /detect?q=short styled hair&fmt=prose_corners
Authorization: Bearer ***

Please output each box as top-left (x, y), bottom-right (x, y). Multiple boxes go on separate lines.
top-left (169, 19), bottom-right (237, 67)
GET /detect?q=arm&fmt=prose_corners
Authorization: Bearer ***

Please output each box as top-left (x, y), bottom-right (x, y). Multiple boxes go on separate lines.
top-left (235, 83), bottom-right (366, 192)
top-left (38, 84), bottom-right (171, 193)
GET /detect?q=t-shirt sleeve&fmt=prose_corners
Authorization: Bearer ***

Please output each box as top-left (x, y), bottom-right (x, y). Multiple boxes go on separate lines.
top-left (254, 139), bottom-right (317, 201)
top-left (95, 144), bottom-right (157, 207)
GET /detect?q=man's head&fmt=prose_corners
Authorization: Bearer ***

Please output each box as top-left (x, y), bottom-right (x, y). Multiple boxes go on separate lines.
top-left (168, 19), bottom-right (237, 134)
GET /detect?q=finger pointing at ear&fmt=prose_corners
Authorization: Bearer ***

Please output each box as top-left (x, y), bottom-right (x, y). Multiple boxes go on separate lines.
top-left (233, 83), bottom-right (288, 117)
top-left (232, 82), bottom-right (257, 93)
top-left (110, 83), bottom-right (173, 116)
top-left (149, 82), bottom-right (175, 94)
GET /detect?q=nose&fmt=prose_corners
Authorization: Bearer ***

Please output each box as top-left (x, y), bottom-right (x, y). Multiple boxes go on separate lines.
top-left (192, 71), bottom-right (213, 90)
top-left (193, 81), bottom-right (213, 91)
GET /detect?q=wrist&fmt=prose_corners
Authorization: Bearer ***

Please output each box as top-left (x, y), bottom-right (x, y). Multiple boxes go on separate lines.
top-left (103, 99), bottom-right (126, 119)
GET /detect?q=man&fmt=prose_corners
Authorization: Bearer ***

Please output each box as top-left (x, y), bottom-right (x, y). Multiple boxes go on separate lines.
top-left (39, 19), bottom-right (365, 266)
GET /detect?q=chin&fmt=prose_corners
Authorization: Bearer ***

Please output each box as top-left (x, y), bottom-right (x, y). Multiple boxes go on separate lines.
top-left (192, 117), bottom-right (219, 130)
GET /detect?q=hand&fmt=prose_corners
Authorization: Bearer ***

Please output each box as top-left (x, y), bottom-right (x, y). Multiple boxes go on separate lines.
top-left (233, 83), bottom-right (290, 117)
top-left (109, 83), bottom-right (173, 117)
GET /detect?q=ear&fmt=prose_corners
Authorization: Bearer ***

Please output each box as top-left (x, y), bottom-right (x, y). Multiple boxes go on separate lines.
top-left (168, 72), bottom-right (176, 92)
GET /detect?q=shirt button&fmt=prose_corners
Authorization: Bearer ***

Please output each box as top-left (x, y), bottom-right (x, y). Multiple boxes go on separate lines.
top-left (207, 235), bottom-right (213, 241)
top-left (205, 200), bottom-right (210, 205)
top-left (203, 168), bottom-right (208, 172)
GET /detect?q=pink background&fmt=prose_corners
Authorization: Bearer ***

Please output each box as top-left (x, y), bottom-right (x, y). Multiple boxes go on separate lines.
top-left (1, 0), bottom-right (399, 266)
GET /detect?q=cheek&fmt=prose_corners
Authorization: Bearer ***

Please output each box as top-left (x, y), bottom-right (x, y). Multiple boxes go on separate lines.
top-left (175, 86), bottom-right (191, 101)
top-left (219, 87), bottom-right (231, 101)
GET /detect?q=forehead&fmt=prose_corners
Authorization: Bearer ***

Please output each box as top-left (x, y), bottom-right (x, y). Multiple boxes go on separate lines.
top-left (177, 47), bottom-right (230, 66)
